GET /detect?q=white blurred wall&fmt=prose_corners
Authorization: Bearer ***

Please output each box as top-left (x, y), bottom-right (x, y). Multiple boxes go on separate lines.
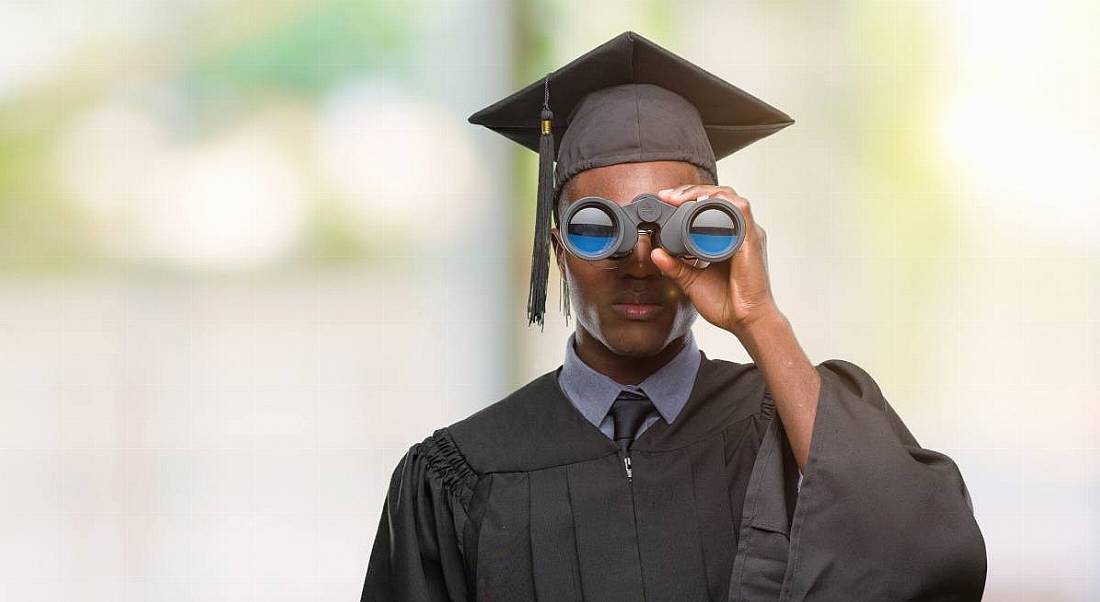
top-left (0, 1), bottom-right (513, 600)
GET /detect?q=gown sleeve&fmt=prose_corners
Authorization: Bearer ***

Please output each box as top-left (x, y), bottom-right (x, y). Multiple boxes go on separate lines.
top-left (362, 429), bottom-right (478, 602)
top-left (782, 359), bottom-right (987, 601)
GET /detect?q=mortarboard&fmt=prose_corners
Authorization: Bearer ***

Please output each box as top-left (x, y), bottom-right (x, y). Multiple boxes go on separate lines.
top-left (467, 31), bottom-right (794, 329)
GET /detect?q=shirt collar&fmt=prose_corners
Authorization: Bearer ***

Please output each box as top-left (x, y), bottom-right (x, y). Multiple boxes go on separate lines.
top-left (558, 330), bottom-right (702, 428)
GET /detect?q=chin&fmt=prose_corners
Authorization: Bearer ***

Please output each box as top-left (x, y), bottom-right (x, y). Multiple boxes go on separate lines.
top-left (579, 306), bottom-right (696, 358)
top-left (600, 322), bottom-right (677, 357)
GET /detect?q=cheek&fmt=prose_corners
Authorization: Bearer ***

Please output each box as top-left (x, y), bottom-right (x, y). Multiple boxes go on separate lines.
top-left (564, 260), bottom-right (605, 298)
top-left (658, 279), bottom-right (691, 307)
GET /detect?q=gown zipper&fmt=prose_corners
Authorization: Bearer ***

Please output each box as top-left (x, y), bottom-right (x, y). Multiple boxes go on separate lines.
top-left (618, 446), bottom-right (646, 598)
top-left (618, 447), bottom-right (634, 481)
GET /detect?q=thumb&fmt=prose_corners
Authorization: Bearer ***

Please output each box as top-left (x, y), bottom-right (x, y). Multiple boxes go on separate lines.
top-left (651, 248), bottom-right (701, 294)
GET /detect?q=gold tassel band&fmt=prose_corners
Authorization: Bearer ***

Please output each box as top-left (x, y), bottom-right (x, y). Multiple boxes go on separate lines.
top-left (541, 119), bottom-right (552, 135)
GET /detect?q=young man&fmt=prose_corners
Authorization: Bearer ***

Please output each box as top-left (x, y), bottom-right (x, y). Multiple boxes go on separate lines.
top-left (363, 32), bottom-right (986, 601)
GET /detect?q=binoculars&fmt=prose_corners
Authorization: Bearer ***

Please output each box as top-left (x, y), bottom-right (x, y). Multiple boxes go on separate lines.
top-left (560, 193), bottom-right (747, 262)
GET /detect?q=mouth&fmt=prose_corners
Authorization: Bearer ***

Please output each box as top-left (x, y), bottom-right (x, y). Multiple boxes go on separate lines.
top-left (612, 303), bottom-right (664, 320)
top-left (611, 293), bottom-right (665, 321)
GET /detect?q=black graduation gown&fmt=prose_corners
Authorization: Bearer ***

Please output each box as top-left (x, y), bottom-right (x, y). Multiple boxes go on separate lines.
top-left (362, 354), bottom-right (987, 601)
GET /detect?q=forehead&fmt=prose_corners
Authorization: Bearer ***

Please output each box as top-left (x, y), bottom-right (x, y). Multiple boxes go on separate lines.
top-left (565, 160), bottom-right (701, 206)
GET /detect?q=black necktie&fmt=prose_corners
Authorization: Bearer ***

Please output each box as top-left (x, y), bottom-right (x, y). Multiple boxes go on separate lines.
top-left (609, 390), bottom-right (657, 453)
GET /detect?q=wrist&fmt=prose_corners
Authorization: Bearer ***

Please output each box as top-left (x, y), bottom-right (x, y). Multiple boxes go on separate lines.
top-left (731, 307), bottom-right (790, 358)
top-left (729, 304), bottom-right (785, 338)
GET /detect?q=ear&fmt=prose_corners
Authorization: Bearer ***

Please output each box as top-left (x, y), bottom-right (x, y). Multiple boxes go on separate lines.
top-left (550, 228), bottom-right (567, 272)
top-left (550, 227), bottom-right (567, 278)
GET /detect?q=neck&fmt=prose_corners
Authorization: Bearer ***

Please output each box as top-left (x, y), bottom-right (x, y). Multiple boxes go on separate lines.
top-left (574, 326), bottom-right (688, 385)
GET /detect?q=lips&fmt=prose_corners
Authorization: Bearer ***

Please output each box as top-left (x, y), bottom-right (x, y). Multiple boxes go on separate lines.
top-left (612, 303), bottom-right (663, 320)
top-left (611, 292), bottom-right (664, 320)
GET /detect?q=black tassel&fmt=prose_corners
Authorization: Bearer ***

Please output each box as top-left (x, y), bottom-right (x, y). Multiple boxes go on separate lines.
top-left (527, 75), bottom-right (555, 329)
top-left (560, 269), bottom-right (571, 325)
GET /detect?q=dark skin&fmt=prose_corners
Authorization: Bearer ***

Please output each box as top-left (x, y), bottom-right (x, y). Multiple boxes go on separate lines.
top-left (551, 160), bottom-right (821, 471)
top-left (552, 161), bottom-right (703, 383)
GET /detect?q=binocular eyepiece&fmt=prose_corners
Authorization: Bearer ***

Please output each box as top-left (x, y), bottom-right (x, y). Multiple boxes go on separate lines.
top-left (561, 193), bottom-right (747, 262)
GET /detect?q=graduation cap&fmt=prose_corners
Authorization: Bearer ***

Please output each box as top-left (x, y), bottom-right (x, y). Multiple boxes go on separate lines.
top-left (467, 31), bottom-right (794, 329)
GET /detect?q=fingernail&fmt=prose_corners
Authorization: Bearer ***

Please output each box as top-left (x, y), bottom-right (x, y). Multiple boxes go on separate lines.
top-left (657, 188), bottom-right (671, 195)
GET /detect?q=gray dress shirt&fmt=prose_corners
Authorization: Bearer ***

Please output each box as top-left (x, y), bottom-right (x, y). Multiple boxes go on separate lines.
top-left (558, 330), bottom-right (803, 490)
top-left (558, 330), bottom-right (701, 441)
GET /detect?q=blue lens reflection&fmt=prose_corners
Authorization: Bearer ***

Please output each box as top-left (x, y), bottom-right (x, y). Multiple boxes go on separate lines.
top-left (688, 208), bottom-right (737, 256)
top-left (567, 206), bottom-right (616, 256)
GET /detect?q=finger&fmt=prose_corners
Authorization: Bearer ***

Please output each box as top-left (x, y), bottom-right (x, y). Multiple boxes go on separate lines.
top-left (733, 194), bottom-right (753, 219)
top-left (656, 183), bottom-right (693, 195)
top-left (656, 184), bottom-right (696, 205)
top-left (665, 184), bottom-right (741, 199)
top-left (665, 184), bottom-right (717, 200)
top-left (657, 185), bottom-right (715, 208)
top-left (650, 248), bottom-right (704, 294)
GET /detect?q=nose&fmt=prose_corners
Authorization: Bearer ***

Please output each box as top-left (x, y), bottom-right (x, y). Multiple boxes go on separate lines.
top-left (622, 230), bottom-right (660, 278)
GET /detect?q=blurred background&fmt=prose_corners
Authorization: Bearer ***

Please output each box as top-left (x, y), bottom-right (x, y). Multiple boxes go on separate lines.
top-left (0, 0), bottom-right (1095, 600)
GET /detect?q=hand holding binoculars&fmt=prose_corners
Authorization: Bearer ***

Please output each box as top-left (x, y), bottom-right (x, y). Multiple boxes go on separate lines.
top-left (560, 192), bottom-right (747, 263)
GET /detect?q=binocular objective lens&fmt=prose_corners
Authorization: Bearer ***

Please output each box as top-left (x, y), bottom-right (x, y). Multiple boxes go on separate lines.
top-left (689, 208), bottom-right (738, 256)
top-left (567, 206), bottom-right (617, 256)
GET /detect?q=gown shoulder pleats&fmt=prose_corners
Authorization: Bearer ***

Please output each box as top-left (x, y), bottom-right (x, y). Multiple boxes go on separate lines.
top-left (362, 430), bottom-right (477, 601)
